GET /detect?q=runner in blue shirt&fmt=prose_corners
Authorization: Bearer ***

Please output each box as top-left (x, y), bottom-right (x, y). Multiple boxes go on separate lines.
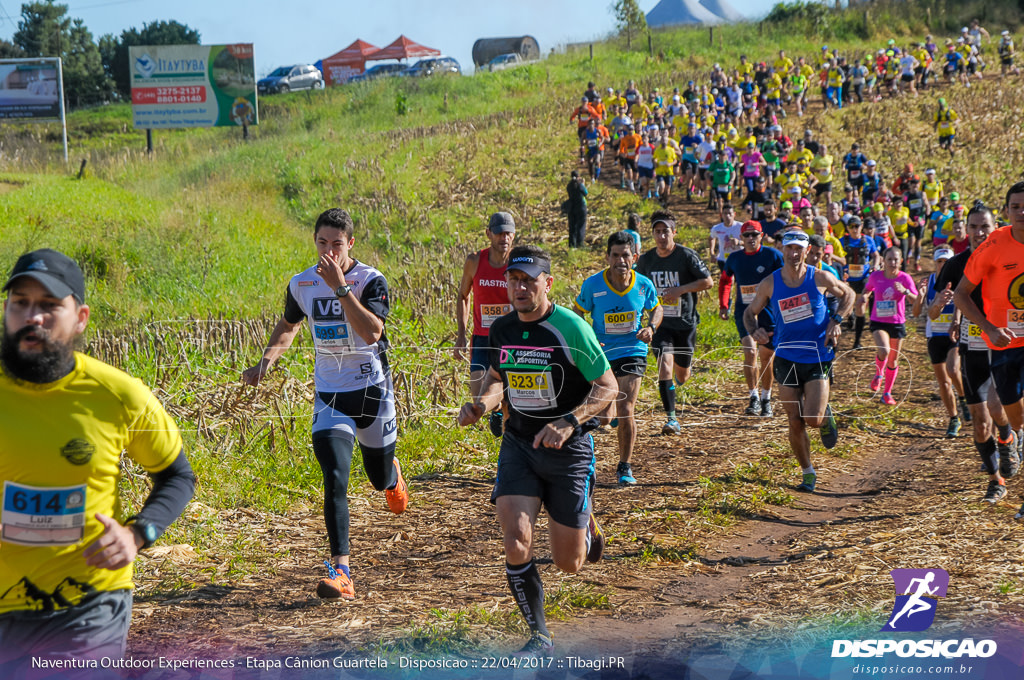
top-left (912, 246), bottom-right (966, 438)
top-left (743, 230), bottom-right (854, 493)
top-left (838, 216), bottom-right (879, 349)
top-left (722, 221), bottom-right (784, 417)
top-left (576, 231), bottom-right (662, 485)
top-left (678, 123), bottom-right (702, 200)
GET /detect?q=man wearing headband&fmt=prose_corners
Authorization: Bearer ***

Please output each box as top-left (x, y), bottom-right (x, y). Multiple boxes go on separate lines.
top-left (0, 249), bottom-right (194, 670)
top-left (743, 231), bottom-right (854, 493)
top-left (458, 245), bottom-right (617, 655)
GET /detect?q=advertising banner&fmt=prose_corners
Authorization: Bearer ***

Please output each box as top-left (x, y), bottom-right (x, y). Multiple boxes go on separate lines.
top-left (129, 44), bottom-right (257, 129)
top-left (0, 59), bottom-right (61, 120)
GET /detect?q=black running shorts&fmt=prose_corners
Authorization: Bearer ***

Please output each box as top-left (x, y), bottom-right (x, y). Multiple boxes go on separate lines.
top-left (652, 326), bottom-right (697, 367)
top-left (869, 320), bottom-right (907, 339)
top-left (958, 345), bottom-right (992, 405)
top-left (491, 431), bottom-right (596, 530)
top-left (609, 355), bottom-right (647, 378)
top-left (773, 356), bottom-right (833, 388)
top-left (926, 335), bottom-right (956, 365)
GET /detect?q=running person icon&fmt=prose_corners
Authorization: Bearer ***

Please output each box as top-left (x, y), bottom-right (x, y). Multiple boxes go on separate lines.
top-left (886, 572), bottom-right (939, 628)
top-left (242, 208), bottom-right (407, 601)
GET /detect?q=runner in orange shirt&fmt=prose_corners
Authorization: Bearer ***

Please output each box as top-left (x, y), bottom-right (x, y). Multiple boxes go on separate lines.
top-left (954, 181), bottom-right (1024, 517)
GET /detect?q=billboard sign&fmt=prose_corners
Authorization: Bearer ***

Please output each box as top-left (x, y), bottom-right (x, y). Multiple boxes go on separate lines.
top-left (0, 59), bottom-right (61, 120)
top-left (129, 44), bottom-right (257, 129)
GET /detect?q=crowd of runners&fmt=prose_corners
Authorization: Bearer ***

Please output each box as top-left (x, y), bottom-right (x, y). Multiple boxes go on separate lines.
top-left (5, 22), bottom-right (1024, 671)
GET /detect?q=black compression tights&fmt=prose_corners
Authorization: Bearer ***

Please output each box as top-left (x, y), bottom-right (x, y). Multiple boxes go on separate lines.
top-left (311, 431), bottom-right (397, 556)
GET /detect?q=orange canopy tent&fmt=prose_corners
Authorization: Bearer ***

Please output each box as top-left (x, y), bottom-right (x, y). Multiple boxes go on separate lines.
top-left (319, 39), bottom-right (379, 85)
top-left (366, 35), bottom-right (441, 62)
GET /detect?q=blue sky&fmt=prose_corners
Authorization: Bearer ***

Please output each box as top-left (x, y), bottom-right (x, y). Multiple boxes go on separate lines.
top-left (0, 0), bottom-right (771, 77)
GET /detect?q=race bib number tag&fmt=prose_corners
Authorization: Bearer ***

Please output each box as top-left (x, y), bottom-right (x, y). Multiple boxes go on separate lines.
top-left (480, 304), bottom-right (511, 330)
top-left (1008, 310), bottom-right (1024, 334)
top-left (779, 292), bottom-right (813, 324)
top-left (588, 138), bottom-right (599, 148)
top-left (745, 164), bottom-right (757, 174)
top-left (967, 323), bottom-right (987, 351)
top-left (850, 170), bottom-right (861, 178)
top-left (314, 323), bottom-right (354, 351)
top-left (875, 300), bottom-right (897, 318)
top-left (717, 184), bottom-right (730, 192)
top-left (659, 294), bottom-right (682, 318)
top-left (604, 310), bottom-right (637, 335)
top-left (909, 199), bottom-right (923, 210)
top-left (507, 371), bottom-right (556, 410)
top-left (2, 482), bottom-right (86, 546)
top-left (848, 264), bottom-right (865, 278)
top-left (741, 285), bottom-right (758, 305)
top-left (935, 312), bottom-right (953, 325)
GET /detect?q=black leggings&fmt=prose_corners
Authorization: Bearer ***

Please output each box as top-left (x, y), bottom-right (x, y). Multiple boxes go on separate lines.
top-left (312, 430), bottom-right (396, 556)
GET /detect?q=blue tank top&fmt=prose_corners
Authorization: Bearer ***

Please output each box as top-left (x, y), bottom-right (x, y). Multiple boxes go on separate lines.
top-left (925, 273), bottom-right (955, 338)
top-left (770, 267), bottom-right (833, 364)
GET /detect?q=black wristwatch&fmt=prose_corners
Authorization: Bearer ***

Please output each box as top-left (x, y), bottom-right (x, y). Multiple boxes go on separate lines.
top-left (335, 284), bottom-right (352, 298)
top-left (830, 313), bottom-right (844, 325)
top-left (126, 517), bottom-right (159, 549)
top-left (563, 413), bottom-right (580, 430)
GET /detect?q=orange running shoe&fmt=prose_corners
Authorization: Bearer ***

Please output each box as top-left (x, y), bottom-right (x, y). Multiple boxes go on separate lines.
top-left (316, 561), bottom-right (354, 600)
top-left (385, 458), bottom-right (409, 514)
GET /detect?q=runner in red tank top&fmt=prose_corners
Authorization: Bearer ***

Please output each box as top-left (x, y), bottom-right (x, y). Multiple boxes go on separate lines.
top-left (456, 212), bottom-right (516, 436)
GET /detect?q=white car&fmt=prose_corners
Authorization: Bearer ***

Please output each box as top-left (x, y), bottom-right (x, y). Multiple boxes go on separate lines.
top-left (487, 53), bottom-right (526, 72)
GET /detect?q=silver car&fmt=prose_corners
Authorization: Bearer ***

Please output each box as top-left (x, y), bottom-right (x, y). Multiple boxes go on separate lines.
top-left (257, 64), bottom-right (324, 94)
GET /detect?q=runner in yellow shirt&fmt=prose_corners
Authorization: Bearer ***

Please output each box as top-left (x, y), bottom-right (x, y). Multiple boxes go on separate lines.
top-left (922, 168), bottom-right (944, 205)
top-left (933, 98), bottom-right (958, 158)
top-left (653, 137), bottom-right (679, 203)
top-left (809, 143), bottom-right (835, 207)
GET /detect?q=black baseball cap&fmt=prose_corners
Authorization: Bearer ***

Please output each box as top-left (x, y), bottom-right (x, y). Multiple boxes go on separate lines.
top-left (488, 212), bottom-right (516, 233)
top-left (506, 252), bottom-right (551, 279)
top-left (4, 249), bottom-right (85, 303)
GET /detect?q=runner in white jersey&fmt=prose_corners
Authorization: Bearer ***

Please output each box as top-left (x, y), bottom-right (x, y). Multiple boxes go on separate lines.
top-left (242, 208), bottom-right (408, 601)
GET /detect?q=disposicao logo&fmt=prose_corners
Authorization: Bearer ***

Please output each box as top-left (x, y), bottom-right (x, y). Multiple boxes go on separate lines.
top-left (135, 54), bottom-right (156, 79)
top-left (882, 568), bottom-right (948, 632)
top-left (831, 568), bottom-right (997, 659)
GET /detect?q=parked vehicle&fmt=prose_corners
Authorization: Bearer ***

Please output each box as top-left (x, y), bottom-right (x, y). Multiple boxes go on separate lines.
top-left (257, 65), bottom-right (324, 94)
top-left (487, 53), bottom-right (529, 72)
top-left (401, 57), bottom-right (461, 77)
top-left (348, 63), bottom-right (409, 83)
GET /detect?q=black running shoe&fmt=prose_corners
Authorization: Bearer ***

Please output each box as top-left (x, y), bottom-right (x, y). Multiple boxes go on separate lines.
top-left (760, 398), bottom-right (773, 417)
top-left (1001, 441), bottom-right (1021, 479)
top-left (515, 633), bottom-right (554, 657)
top-left (744, 395), bottom-right (760, 416)
top-left (983, 479), bottom-right (1007, 504)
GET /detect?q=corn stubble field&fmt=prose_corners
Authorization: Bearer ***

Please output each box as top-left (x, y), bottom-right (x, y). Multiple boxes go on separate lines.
top-left (3, 1), bottom-right (1024, 659)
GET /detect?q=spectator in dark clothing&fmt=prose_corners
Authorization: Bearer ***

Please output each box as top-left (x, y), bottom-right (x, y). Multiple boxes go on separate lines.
top-left (567, 171), bottom-right (588, 247)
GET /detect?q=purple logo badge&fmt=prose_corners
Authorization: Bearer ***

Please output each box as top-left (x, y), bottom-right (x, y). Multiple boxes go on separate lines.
top-left (881, 568), bottom-right (949, 632)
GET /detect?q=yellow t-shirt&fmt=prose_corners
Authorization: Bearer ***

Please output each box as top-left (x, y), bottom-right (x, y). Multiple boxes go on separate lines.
top-left (0, 353), bottom-right (182, 614)
top-left (923, 179), bottom-right (944, 203)
top-left (788, 148), bottom-right (814, 167)
top-left (774, 57), bottom-right (794, 75)
top-left (810, 155), bottom-right (834, 184)
top-left (737, 62), bottom-right (753, 78)
top-left (935, 109), bottom-right (958, 135)
top-left (800, 63), bottom-right (816, 79)
top-left (653, 146), bottom-right (678, 176)
top-left (888, 206), bottom-right (910, 238)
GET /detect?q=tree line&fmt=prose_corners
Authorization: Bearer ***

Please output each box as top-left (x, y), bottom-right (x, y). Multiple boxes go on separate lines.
top-left (0, 1), bottom-right (200, 109)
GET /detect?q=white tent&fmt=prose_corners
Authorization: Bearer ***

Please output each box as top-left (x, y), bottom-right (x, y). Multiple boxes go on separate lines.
top-left (646, 0), bottom-right (723, 27)
top-left (700, 0), bottom-right (746, 22)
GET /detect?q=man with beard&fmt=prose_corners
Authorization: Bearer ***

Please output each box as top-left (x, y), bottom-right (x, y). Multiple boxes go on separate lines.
top-left (0, 249), bottom-right (194, 672)
top-left (457, 245), bottom-right (617, 655)
top-left (456, 212), bottom-right (516, 437)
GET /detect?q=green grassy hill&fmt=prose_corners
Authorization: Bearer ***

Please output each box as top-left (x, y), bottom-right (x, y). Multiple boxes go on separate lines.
top-left (0, 0), bottom-right (1021, 542)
